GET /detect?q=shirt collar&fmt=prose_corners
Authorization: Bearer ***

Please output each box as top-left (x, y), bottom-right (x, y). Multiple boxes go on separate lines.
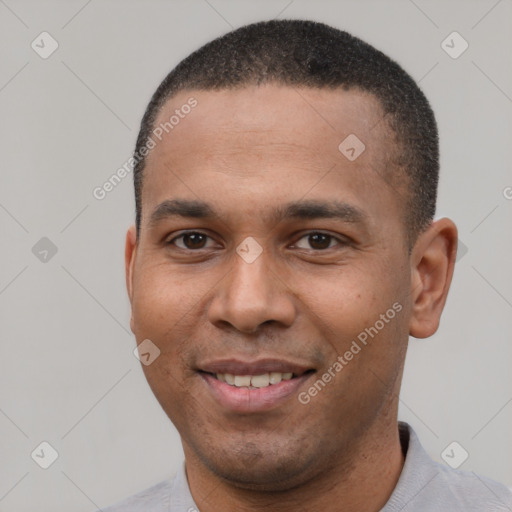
top-left (381, 421), bottom-right (440, 511)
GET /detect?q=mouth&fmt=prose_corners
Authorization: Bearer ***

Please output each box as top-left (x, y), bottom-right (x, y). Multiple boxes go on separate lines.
top-left (196, 359), bottom-right (316, 412)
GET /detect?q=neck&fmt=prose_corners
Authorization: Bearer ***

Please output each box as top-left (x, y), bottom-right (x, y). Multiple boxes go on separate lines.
top-left (183, 416), bottom-right (406, 512)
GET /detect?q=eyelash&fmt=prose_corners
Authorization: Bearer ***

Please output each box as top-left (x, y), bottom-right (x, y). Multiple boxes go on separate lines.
top-left (166, 231), bottom-right (350, 252)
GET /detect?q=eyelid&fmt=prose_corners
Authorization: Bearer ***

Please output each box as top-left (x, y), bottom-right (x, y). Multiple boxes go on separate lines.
top-left (166, 230), bottom-right (220, 249)
top-left (291, 231), bottom-right (351, 250)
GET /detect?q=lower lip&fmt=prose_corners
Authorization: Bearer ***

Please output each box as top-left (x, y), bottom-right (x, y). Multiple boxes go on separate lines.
top-left (200, 372), bottom-right (314, 413)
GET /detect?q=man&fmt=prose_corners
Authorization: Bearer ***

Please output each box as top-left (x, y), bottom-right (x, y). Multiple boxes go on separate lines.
top-left (102, 19), bottom-right (512, 511)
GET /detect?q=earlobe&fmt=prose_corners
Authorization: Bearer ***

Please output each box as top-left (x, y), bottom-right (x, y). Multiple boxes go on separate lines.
top-left (409, 218), bottom-right (458, 339)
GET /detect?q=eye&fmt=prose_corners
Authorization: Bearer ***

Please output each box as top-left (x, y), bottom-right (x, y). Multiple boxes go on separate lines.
top-left (168, 231), bottom-right (217, 250)
top-left (293, 232), bottom-right (347, 251)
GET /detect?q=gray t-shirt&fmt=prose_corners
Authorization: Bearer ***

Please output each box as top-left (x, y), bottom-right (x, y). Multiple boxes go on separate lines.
top-left (99, 422), bottom-right (512, 511)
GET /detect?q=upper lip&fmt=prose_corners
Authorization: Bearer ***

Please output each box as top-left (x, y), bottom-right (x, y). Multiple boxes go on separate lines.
top-left (198, 358), bottom-right (315, 376)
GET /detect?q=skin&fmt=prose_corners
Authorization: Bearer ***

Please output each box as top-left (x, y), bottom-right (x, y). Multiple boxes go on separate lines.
top-left (125, 84), bottom-right (458, 512)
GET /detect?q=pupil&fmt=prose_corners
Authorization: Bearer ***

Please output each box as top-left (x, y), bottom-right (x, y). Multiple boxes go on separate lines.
top-left (310, 233), bottom-right (330, 250)
top-left (185, 233), bottom-right (206, 249)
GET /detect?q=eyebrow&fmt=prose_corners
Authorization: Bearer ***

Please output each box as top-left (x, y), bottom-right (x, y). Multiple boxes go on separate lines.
top-left (148, 198), bottom-right (367, 228)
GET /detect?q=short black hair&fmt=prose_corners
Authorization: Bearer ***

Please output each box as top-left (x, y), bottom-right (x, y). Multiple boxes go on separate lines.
top-left (133, 19), bottom-right (439, 248)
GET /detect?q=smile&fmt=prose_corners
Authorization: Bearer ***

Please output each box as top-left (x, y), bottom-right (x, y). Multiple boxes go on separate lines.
top-left (213, 371), bottom-right (295, 388)
top-left (198, 362), bottom-right (315, 414)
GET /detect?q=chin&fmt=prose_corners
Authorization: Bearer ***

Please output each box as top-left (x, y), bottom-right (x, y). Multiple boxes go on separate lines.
top-left (198, 441), bottom-right (319, 491)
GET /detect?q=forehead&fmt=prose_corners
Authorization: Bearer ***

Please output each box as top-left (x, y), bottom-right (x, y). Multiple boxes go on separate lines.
top-left (152, 84), bottom-right (390, 156)
top-left (141, 84), bottom-right (403, 230)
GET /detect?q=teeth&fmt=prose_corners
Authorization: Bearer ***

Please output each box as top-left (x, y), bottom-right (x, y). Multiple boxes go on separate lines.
top-left (215, 372), bottom-right (295, 388)
top-left (269, 372), bottom-right (283, 384)
top-left (234, 375), bottom-right (251, 387)
top-left (251, 374), bottom-right (270, 388)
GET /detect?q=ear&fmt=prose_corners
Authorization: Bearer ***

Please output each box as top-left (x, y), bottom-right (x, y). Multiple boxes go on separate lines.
top-left (125, 225), bottom-right (138, 333)
top-left (409, 218), bottom-right (458, 339)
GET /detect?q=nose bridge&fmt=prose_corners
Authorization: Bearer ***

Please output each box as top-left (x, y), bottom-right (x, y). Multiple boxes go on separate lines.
top-left (207, 242), bottom-right (295, 332)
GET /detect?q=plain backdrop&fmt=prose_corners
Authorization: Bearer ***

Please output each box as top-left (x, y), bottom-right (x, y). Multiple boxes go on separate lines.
top-left (1, 0), bottom-right (511, 510)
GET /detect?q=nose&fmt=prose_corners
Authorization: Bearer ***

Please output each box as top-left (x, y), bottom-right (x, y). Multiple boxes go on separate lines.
top-left (207, 248), bottom-right (296, 334)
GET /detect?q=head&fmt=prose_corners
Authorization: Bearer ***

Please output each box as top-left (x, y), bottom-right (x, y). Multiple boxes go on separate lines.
top-left (125, 20), bottom-right (457, 492)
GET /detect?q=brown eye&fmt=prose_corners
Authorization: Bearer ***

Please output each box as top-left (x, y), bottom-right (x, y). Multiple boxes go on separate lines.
top-left (170, 232), bottom-right (213, 250)
top-left (294, 232), bottom-right (346, 251)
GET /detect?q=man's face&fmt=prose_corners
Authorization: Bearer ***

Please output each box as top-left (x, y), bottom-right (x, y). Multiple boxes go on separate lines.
top-left (126, 85), bottom-right (414, 490)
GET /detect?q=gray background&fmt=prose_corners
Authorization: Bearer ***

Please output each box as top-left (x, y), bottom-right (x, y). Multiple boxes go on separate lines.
top-left (1, 0), bottom-right (511, 510)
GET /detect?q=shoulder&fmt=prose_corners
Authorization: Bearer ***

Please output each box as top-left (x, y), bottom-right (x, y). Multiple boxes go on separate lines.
top-left (430, 461), bottom-right (512, 511)
top-left (383, 423), bottom-right (512, 511)
top-left (99, 479), bottom-right (172, 512)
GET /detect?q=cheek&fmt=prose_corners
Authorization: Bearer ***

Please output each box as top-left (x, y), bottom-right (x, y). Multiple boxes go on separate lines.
top-left (298, 267), bottom-right (382, 329)
top-left (132, 269), bottom-right (199, 416)
top-left (131, 262), bottom-right (204, 336)
top-left (300, 266), bottom-right (406, 368)
top-left (130, 263), bottom-right (211, 388)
